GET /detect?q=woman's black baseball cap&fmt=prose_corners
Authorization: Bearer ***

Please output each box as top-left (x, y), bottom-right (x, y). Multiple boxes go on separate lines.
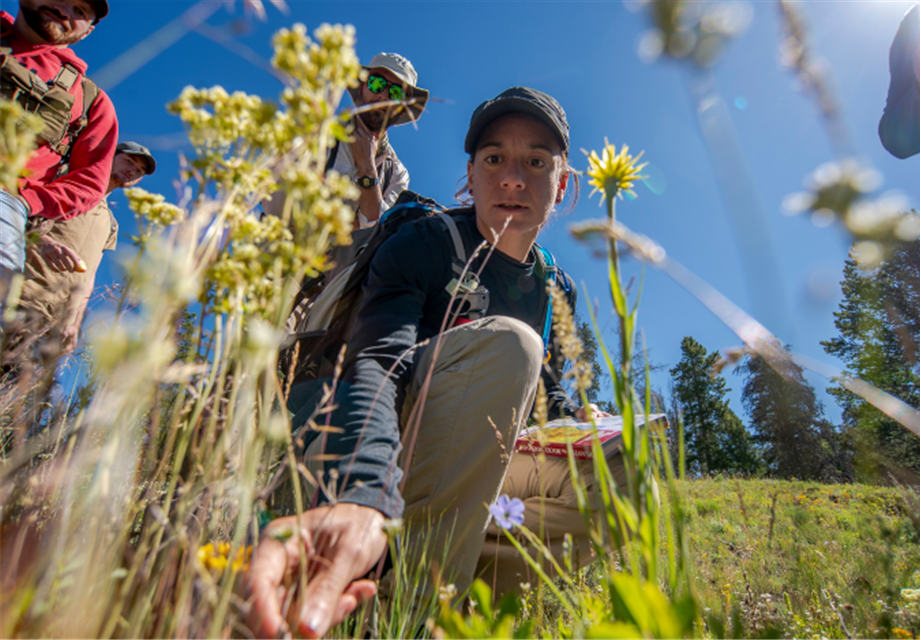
top-left (465, 87), bottom-right (570, 155)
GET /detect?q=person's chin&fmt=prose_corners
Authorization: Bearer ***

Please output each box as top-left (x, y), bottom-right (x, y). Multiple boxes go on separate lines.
top-left (492, 205), bottom-right (533, 220)
top-left (37, 17), bottom-right (68, 41)
top-left (359, 112), bottom-right (386, 133)
top-left (480, 206), bottom-right (534, 232)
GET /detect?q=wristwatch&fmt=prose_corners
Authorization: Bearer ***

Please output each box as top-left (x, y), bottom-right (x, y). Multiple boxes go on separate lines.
top-left (356, 175), bottom-right (379, 190)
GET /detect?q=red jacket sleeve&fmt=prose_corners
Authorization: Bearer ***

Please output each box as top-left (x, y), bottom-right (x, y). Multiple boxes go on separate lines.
top-left (20, 89), bottom-right (119, 221)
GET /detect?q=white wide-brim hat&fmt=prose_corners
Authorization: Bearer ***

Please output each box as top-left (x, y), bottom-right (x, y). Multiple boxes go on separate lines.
top-left (347, 52), bottom-right (429, 127)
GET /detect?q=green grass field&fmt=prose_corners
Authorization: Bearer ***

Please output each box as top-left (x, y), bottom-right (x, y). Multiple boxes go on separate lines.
top-left (681, 478), bottom-right (918, 639)
top-left (507, 477), bottom-right (919, 640)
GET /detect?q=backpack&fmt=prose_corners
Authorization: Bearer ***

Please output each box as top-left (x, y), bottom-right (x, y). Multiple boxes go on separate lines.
top-left (279, 191), bottom-right (564, 387)
top-left (279, 191), bottom-right (488, 386)
top-left (0, 38), bottom-right (99, 170)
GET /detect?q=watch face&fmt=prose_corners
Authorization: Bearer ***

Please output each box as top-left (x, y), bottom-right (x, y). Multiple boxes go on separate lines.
top-left (358, 175), bottom-right (379, 189)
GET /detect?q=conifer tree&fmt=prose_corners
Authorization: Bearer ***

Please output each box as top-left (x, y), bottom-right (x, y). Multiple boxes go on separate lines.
top-left (821, 240), bottom-right (920, 480)
top-left (576, 319), bottom-right (604, 405)
top-left (737, 342), bottom-right (843, 480)
top-left (670, 337), bottom-right (760, 475)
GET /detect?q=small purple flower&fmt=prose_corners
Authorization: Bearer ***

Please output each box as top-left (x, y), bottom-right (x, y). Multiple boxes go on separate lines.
top-left (489, 494), bottom-right (525, 530)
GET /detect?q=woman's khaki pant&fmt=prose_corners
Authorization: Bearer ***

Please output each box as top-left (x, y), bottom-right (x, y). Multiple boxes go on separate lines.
top-left (302, 316), bottom-right (628, 598)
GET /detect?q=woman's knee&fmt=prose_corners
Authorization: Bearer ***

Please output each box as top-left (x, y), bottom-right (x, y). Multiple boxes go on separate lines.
top-left (476, 316), bottom-right (544, 379)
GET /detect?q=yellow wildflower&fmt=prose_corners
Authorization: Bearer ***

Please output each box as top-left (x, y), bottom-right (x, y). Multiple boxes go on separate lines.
top-left (584, 139), bottom-right (648, 204)
top-left (197, 541), bottom-right (253, 576)
top-left (124, 187), bottom-right (186, 228)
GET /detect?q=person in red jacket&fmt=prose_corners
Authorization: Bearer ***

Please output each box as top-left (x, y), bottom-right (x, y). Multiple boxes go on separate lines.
top-left (0, 0), bottom-right (118, 295)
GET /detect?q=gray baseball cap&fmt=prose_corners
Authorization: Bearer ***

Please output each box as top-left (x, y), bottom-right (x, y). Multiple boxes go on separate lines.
top-left (465, 87), bottom-right (570, 154)
top-left (116, 141), bottom-right (156, 175)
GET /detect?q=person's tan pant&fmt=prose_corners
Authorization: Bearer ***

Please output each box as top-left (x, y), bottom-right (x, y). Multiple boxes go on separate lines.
top-left (303, 316), bottom-right (628, 598)
top-left (476, 452), bottom-right (628, 596)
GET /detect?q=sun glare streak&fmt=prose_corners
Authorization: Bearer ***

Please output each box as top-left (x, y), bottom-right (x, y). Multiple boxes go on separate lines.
top-left (570, 218), bottom-right (921, 437)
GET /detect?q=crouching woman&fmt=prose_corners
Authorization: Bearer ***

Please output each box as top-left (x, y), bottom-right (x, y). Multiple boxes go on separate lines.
top-left (246, 87), bottom-right (618, 638)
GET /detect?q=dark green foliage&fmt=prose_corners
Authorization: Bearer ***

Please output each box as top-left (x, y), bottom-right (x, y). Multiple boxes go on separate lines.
top-left (717, 410), bottom-right (764, 476)
top-left (576, 319), bottom-right (604, 405)
top-left (821, 240), bottom-right (920, 482)
top-left (670, 336), bottom-right (761, 475)
top-left (737, 343), bottom-right (848, 482)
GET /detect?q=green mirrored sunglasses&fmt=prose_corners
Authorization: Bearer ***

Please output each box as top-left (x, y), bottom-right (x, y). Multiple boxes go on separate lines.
top-left (367, 74), bottom-right (407, 101)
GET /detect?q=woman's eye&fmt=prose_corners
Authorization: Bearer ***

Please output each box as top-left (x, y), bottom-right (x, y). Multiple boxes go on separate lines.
top-left (484, 154), bottom-right (501, 165)
top-left (529, 158), bottom-right (547, 168)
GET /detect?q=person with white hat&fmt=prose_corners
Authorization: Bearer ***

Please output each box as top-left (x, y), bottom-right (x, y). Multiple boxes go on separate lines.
top-left (262, 52), bottom-right (428, 229)
top-left (339, 52), bottom-right (428, 228)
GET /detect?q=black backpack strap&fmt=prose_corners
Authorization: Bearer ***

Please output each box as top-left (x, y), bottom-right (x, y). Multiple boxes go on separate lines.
top-left (381, 155), bottom-right (394, 193)
top-left (324, 140), bottom-right (340, 174)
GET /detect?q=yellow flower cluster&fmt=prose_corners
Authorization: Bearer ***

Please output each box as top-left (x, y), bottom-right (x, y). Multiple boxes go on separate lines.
top-left (169, 86), bottom-right (283, 187)
top-left (124, 187), bottom-right (186, 228)
top-left (585, 140), bottom-right (648, 205)
top-left (204, 170), bottom-right (355, 315)
top-left (273, 23), bottom-right (360, 98)
top-left (160, 22), bottom-right (360, 317)
top-left (196, 542), bottom-right (252, 575)
top-left (547, 280), bottom-right (593, 393)
top-left (0, 99), bottom-right (44, 194)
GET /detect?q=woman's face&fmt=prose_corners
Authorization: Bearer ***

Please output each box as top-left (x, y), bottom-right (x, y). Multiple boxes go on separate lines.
top-left (467, 114), bottom-right (568, 249)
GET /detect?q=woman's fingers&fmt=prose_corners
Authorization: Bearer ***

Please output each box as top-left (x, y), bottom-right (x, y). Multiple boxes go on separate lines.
top-left (246, 536), bottom-right (289, 638)
top-left (246, 506), bottom-right (387, 639)
top-left (343, 579), bottom-right (378, 602)
top-left (295, 564), bottom-right (354, 638)
top-left (322, 580), bottom-right (378, 631)
top-left (293, 512), bottom-right (385, 638)
top-left (334, 593), bottom-right (358, 628)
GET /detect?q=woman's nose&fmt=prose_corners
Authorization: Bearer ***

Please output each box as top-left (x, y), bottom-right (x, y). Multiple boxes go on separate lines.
top-left (500, 162), bottom-right (526, 189)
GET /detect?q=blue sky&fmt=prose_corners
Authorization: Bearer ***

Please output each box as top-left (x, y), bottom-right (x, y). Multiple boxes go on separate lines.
top-left (65, 0), bottom-right (920, 422)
